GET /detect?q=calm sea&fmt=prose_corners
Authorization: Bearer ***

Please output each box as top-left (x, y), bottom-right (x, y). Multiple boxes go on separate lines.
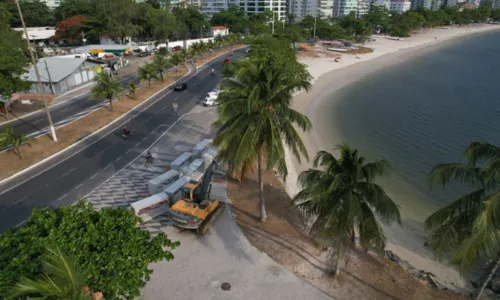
top-left (331, 30), bottom-right (500, 225)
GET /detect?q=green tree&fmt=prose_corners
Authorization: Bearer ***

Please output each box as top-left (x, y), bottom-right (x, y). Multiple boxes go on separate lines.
top-left (127, 82), bottom-right (136, 99)
top-left (0, 126), bottom-right (33, 159)
top-left (98, 0), bottom-right (141, 44)
top-left (153, 54), bottom-right (172, 81)
top-left (54, 0), bottom-right (97, 22)
top-left (425, 142), bottom-right (500, 300)
top-left (172, 5), bottom-right (207, 37)
top-left (179, 47), bottom-right (189, 62)
top-left (170, 52), bottom-right (183, 74)
top-left (213, 56), bottom-right (312, 222)
top-left (7, 245), bottom-right (94, 300)
top-left (7, 0), bottom-right (55, 27)
top-left (294, 144), bottom-right (401, 275)
top-left (137, 63), bottom-right (158, 87)
top-left (0, 6), bottom-right (31, 100)
top-left (275, 26), bottom-right (304, 48)
top-left (152, 9), bottom-right (176, 42)
top-left (363, 5), bottom-right (391, 30)
top-left (210, 5), bottom-right (248, 33)
top-left (90, 72), bottom-right (123, 110)
top-left (0, 201), bottom-right (180, 299)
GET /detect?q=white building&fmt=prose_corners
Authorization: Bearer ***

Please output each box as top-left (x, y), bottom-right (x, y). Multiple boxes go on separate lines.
top-left (373, 0), bottom-right (411, 12)
top-left (493, 0), bottom-right (500, 8)
top-left (319, 0), bottom-right (335, 18)
top-left (239, 0), bottom-right (287, 21)
top-left (411, 0), bottom-right (443, 10)
top-left (210, 26), bottom-right (230, 36)
top-left (333, 0), bottom-right (358, 17)
top-left (13, 27), bottom-right (55, 41)
top-left (202, 0), bottom-right (235, 18)
top-left (41, 0), bottom-right (60, 9)
top-left (288, 0), bottom-right (318, 21)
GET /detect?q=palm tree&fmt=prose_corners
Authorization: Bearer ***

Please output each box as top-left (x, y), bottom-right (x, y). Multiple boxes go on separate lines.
top-left (6, 245), bottom-right (100, 300)
top-left (0, 126), bottom-right (33, 159)
top-left (198, 40), bottom-right (206, 57)
top-left (137, 63), bottom-right (158, 87)
top-left (179, 48), bottom-right (189, 63)
top-left (127, 83), bottom-right (136, 99)
top-left (213, 57), bottom-right (312, 222)
top-left (214, 35), bottom-right (223, 50)
top-left (170, 53), bottom-right (183, 75)
top-left (425, 142), bottom-right (500, 300)
top-left (153, 54), bottom-right (172, 81)
top-left (294, 144), bottom-right (401, 275)
top-left (90, 71), bottom-right (123, 110)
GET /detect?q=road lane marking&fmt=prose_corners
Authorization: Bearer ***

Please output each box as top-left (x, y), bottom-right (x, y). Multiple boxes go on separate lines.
top-left (174, 96), bottom-right (179, 100)
top-left (193, 82), bottom-right (197, 86)
top-left (57, 194), bottom-right (67, 201)
top-left (62, 168), bottom-right (76, 177)
top-left (162, 106), bottom-right (168, 111)
top-left (60, 108), bottom-right (69, 113)
top-left (115, 156), bottom-right (122, 162)
top-left (125, 149), bottom-right (132, 154)
top-left (33, 119), bottom-right (42, 124)
top-left (104, 164), bottom-right (111, 170)
top-left (135, 142), bottom-right (140, 147)
top-left (99, 146), bottom-right (111, 154)
top-left (15, 220), bottom-right (26, 227)
top-left (142, 137), bottom-right (147, 141)
top-left (13, 197), bottom-right (26, 205)
top-left (90, 172), bottom-right (99, 179)
top-left (74, 184), bottom-right (83, 190)
top-left (42, 206), bottom-right (49, 210)
top-left (145, 117), bottom-right (152, 122)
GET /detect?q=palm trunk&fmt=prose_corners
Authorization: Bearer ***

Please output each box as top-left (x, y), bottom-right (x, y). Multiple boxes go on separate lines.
top-left (335, 246), bottom-right (342, 276)
top-left (475, 252), bottom-right (500, 300)
top-left (258, 150), bottom-right (267, 222)
top-left (108, 96), bottom-right (113, 110)
top-left (148, 79), bottom-right (151, 87)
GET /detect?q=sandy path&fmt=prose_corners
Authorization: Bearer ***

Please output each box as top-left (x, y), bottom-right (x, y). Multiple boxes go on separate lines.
top-left (284, 24), bottom-right (500, 293)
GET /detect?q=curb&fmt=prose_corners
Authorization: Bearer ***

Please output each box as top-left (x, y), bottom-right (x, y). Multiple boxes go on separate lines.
top-left (0, 47), bottom-right (244, 193)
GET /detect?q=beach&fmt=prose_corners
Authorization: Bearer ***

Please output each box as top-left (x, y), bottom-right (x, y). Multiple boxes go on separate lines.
top-left (285, 24), bottom-right (500, 292)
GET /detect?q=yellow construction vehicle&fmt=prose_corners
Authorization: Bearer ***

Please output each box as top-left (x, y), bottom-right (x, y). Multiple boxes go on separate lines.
top-left (169, 179), bottom-right (225, 234)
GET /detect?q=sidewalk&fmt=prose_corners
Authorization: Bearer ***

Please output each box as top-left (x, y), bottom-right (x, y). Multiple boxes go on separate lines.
top-left (85, 106), bottom-right (331, 300)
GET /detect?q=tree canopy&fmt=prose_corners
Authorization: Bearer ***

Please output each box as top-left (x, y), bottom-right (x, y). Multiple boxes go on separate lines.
top-left (0, 201), bottom-right (180, 299)
top-left (0, 5), bottom-right (30, 100)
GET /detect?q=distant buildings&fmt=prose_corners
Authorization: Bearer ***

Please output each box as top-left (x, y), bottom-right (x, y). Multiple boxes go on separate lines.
top-left (41, 0), bottom-right (60, 9)
top-left (372, 0), bottom-right (411, 13)
top-left (210, 26), bottom-right (230, 36)
top-left (13, 27), bottom-right (56, 42)
top-left (410, 0), bottom-right (443, 10)
top-left (288, 0), bottom-right (318, 21)
top-left (493, 0), bottom-right (500, 8)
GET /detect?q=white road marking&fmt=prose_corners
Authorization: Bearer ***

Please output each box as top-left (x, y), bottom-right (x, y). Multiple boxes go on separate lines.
top-left (42, 206), bottom-right (49, 210)
top-left (62, 168), bottom-right (76, 177)
top-left (99, 146), bottom-right (111, 154)
top-left (142, 137), bottom-right (147, 141)
top-left (74, 184), bottom-right (83, 190)
top-left (174, 96), bottom-right (179, 100)
top-left (33, 119), bottom-right (42, 124)
top-left (135, 142), bottom-right (140, 147)
top-left (115, 156), bottom-right (122, 162)
top-left (57, 194), bottom-right (67, 201)
top-left (125, 149), bottom-right (131, 154)
top-left (145, 117), bottom-right (152, 122)
top-left (13, 197), bottom-right (26, 205)
top-left (15, 220), bottom-right (26, 227)
top-left (90, 172), bottom-right (99, 179)
top-left (60, 108), bottom-right (69, 113)
top-left (104, 164), bottom-right (111, 170)
top-left (193, 82), bottom-right (197, 86)
top-left (162, 106), bottom-right (168, 111)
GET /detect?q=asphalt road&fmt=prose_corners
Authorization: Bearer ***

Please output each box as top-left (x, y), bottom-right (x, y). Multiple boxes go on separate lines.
top-left (0, 50), bottom-right (243, 233)
top-left (0, 69), bottom-right (143, 138)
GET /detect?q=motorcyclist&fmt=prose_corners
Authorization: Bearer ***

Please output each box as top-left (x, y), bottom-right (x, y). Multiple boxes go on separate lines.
top-left (211, 68), bottom-right (215, 76)
top-left (122, 126), bottom-right (131, 137)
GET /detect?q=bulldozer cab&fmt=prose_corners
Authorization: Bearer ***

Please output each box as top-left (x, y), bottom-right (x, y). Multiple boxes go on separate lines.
top-left (182, 180), bottom-right (200, 202)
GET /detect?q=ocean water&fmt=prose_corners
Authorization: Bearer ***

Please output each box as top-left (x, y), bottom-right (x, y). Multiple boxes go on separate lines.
top-left (331, 31), bottom-right (500, 225)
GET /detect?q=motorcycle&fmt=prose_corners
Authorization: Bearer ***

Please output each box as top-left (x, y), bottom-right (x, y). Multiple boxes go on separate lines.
top-left (122, 131), bottom-right (132, 140)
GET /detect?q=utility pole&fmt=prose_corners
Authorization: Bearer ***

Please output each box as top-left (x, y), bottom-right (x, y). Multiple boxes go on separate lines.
top-left (43, 59), bottom-right (56, 95)
top-left (313, 9), bottom-right (317, 45)
top-left (272, 12), bottom-right (275, 35)
top-left (16, 0), bottom-right (57, 142)
top-left (81, 31), bottom-right (86, 45)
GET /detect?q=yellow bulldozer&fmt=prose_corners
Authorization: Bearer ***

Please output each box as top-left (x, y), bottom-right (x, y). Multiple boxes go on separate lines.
top-left (169, 179), bottom-right (225, 234)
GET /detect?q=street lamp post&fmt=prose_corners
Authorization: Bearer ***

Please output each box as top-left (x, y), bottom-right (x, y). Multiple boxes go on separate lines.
top-left (16, 0), bottom-right (57, 142)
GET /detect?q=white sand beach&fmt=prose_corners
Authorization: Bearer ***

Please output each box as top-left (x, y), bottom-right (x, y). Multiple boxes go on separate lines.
top-left (284, 24), bottom-right (500, 293)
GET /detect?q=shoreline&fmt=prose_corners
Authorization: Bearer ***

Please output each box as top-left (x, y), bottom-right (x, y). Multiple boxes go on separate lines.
top-left (284, 24), bottom-right (500, 293)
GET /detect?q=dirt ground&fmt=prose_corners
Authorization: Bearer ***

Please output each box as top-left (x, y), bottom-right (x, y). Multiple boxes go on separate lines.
top-left (226, 170), bottom-right (467, 300)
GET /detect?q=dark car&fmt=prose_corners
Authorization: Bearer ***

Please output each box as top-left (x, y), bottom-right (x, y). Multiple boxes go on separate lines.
top-left (138, 52), bottom-right (150, 57)
top-left (174, 82), bottom-right (187, 91)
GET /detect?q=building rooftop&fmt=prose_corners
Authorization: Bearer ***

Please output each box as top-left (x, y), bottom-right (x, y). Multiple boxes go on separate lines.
top-left (211, 26), bottom-right (229, 30)
top-left (21, 56), bottom-right (88, 83)
top-left (72, 44), bottom-right (135, 54)
top-left (13, 27), bottom-right (56, 40)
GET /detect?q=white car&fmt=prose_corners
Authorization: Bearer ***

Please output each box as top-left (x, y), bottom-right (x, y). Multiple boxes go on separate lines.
top-left (203, 89), bottom-right (220, 106)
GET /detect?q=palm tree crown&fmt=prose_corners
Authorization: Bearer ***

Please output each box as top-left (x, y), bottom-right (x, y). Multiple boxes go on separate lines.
top-left (137, 63), bottom-right (158, 87)
top-left (213, 57), bottom-right (312, 221)
top-left (294, 143), bottom-right (401, 275)
top-left (153, 54), bottom-right (172, 81)
top-left (90, 72), bottom-right (123, 110)
top-left (426, 142), bottom-right (500, 272)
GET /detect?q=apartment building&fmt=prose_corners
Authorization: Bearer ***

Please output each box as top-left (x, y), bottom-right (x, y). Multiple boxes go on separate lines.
top-left (239, 0), bottom-right (287, 21)
top-left (288, 0), bottom-right (318, 21)
top-left (318, 0), bottom-right (335, 18)
top-left (333, 0), bottom-right (358, 17)
top-left (202, 0), bottom-right (235, 18)
top-left (372, 0), bottom-right (411, 13)
top-left (411, 0), bottom-right (443, 10)
top-left (493, 0), bottom-right (500, 8)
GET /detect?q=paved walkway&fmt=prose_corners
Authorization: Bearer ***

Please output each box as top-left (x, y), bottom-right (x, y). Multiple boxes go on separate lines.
top-left (85, 106), bottom-right (331, 300)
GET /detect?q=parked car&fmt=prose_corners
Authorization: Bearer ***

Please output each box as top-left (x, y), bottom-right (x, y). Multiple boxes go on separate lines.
top-left (138, 52), bottom-right (151, 57)
top-left (174, 82), bottom-right (187, 91)
top-left (172, 46), bottom-right (182, 52)
top-left (223, 58), bottom-right (231, 65)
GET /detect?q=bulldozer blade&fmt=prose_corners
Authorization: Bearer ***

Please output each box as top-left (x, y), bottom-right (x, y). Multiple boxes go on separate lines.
top-left (197, 203), bottom-right (225, 235)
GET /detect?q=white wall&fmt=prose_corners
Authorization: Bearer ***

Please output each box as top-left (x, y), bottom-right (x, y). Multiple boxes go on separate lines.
top-left (157, 37), bottom-right (215, 50)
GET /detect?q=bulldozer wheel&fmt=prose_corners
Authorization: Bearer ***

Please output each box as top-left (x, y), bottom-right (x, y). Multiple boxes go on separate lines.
top-left (197, 203), bottom-right (225, 235)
